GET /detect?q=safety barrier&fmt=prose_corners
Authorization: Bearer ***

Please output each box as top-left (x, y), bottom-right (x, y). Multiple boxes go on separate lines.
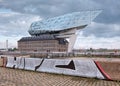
top-left (6, 56), bottom-right (21, 68)
top-left (2, 56), bottom-right (120, 81)
top-left (24, 58), bottom-right (43, 71)
top-left (37, 59), bottom-right (104, 79)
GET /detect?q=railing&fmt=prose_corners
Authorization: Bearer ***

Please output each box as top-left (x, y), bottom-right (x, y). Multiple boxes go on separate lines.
top-left (1, 51), bottom-right (120, 58)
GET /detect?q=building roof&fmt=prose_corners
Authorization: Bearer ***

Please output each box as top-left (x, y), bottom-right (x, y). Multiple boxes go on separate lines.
top-left (18, 35), bottom-right (68, 45)
top-left (18, 35), bottom-right (55, 42)
top-left (28, 10), bottom-right (102, 35)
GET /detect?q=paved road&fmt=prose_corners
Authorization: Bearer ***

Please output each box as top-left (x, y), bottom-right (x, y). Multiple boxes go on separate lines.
top-left (0, 67), bottom-right (120, 86)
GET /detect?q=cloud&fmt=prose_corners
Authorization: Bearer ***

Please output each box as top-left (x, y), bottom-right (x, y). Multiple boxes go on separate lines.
top-left (1, 0), bottom-right (120, 24)
top-left (0, 12), bottom-right (41, 37)
top-left (0, 42), bottom-right (5, 48)
top-left (0, 0), bottom-right (100, 18)
top-left (76, 21), bottom-right (120, 49)
top-left (75, 35), bottom-right (120, 49)
top-left (0, 36), bottom-right (21, 48)
top-left (93, 0), bottom-right (120, 24)
top-left (0, 11), bottom-right (41, 48)
top-left (81, 22), bottom-right (120, 38)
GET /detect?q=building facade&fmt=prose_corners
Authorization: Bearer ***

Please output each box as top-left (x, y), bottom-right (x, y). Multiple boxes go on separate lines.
top-left (18, 35), bottom-right (68, 52)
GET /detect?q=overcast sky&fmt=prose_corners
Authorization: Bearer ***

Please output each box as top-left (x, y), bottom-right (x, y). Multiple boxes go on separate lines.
top-left (0, 0), bottom-right (120, 49)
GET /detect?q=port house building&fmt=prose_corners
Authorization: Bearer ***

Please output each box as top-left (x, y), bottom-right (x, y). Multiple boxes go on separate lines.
top-left (18, 10), bottom-right (101, 53)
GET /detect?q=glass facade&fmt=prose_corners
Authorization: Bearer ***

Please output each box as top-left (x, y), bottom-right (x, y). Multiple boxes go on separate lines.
top-left (28, 10), bottom-right (102, 35)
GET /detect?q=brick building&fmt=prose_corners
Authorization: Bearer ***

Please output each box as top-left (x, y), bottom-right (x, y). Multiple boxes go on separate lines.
top-left (18, 35), bottom-right (68, 52)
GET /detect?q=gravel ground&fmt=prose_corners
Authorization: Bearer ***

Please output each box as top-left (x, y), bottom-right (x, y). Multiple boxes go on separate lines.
top-left (0, 67), bottom-right (120, 86)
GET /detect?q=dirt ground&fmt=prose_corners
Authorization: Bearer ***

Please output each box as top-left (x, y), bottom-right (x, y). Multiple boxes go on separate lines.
top-left (95, 61), bottom-right (120, 81)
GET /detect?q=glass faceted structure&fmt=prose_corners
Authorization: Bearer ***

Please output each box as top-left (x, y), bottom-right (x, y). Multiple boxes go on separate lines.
top-left (28, 10), bottom-right (102, 36)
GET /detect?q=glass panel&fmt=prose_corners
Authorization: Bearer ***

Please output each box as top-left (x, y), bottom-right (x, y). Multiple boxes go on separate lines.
top-left (29, 10), bottom-right (102, 35)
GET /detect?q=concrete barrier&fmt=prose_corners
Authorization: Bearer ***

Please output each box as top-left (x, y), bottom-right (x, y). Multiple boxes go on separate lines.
top-left (16, 57), bottom-right (25, 69)
top-left (5, 56), bottom-right (120, 81)
top-left (37, 59), bottom-right (105, 79)
top-left (6, 56), bottom-right (15, 68)
top-left (5, 57), bottom-right (105, 79)
top-left (37, 59), bottom-right (72, 74)
top-left (5, 56), bottom-right (43, 70)
top-left (24, 58), bottom-right (43, 71)
top-left (6, 56), bottom-right (25, 69)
